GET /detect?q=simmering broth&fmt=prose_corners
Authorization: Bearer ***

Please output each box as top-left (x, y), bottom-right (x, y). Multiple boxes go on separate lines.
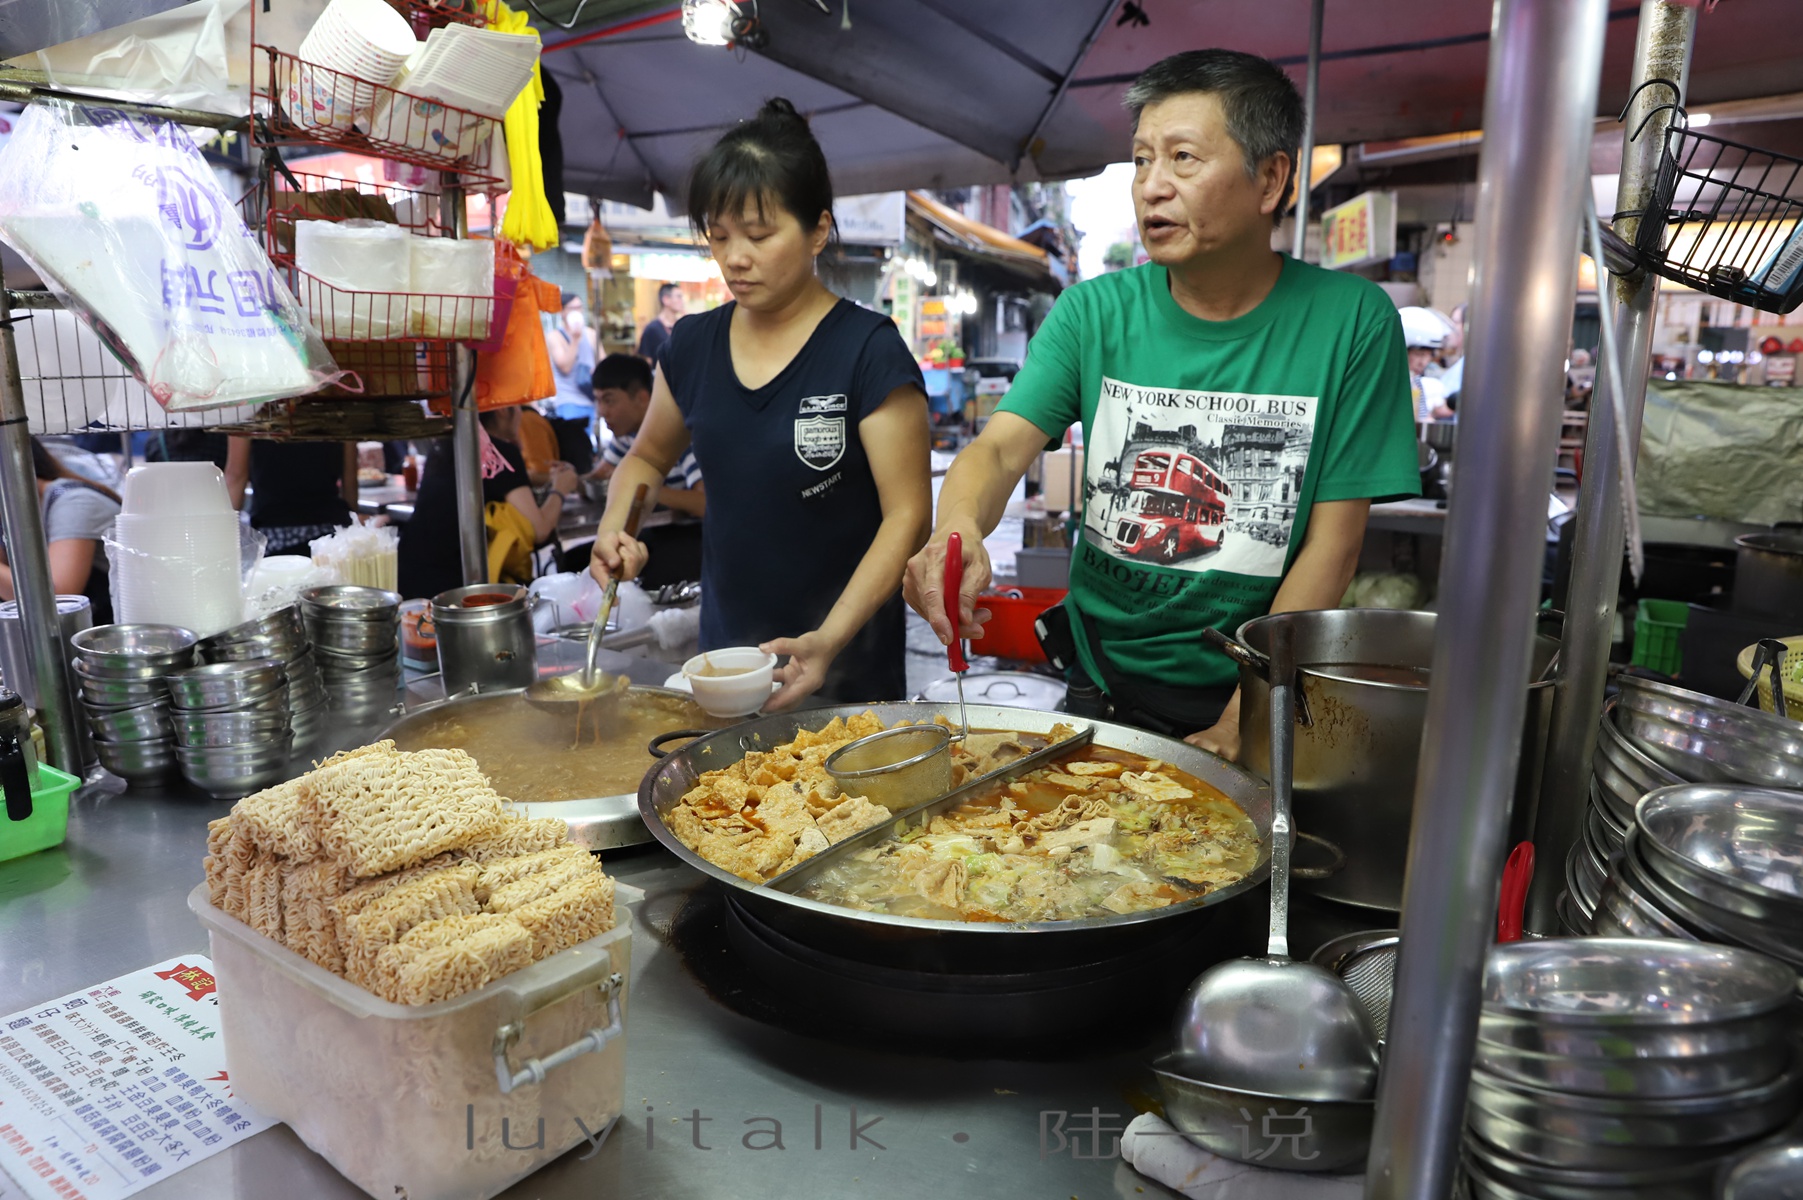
top-left (389, 691), bottom-right (726, 801)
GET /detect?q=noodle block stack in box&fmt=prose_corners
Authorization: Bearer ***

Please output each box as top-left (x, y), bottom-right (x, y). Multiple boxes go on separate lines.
top-left (193, 740), bottom-right (629, 1200)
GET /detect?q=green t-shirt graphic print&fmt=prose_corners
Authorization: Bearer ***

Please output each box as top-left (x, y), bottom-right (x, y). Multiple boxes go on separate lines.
top-left (997, 256), bottom-right (1421, 691)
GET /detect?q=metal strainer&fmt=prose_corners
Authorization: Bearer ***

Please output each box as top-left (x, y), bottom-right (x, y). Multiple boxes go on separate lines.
top-left (1310, 930), bottom-right (1400, 1044)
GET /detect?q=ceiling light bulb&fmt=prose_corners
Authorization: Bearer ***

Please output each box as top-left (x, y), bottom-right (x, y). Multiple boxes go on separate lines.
top-left (682, 0), bottom-right (740, 46)
top-left (1689, 111), bottom-right (1712, 128)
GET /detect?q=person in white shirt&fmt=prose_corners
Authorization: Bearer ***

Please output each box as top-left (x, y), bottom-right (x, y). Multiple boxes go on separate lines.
top-left (1400, 306), bottom-right (1455, 421)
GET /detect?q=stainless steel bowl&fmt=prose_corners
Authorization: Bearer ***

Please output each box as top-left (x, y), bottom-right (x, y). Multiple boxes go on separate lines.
top-left (1624, 830), bottom-right (1803, 969)
top-left (199, 606), bottom-right (305, 646)
top-left (70, 623), bottom-right (198, 671)
top-left (1482, 939), bottom-right (1797, 1027)
top-left (1587, 784), bottom-right (1629, 854)
top-left (172, 710), bottom-right (292, 748)
top-left (95, 736), bottom-right (178, 783)
top-left (1599, 698), bottom-right (1685, 794)
top-left (198, 632), bottom-right (307, 664)
top-left (1615, 674), bottom-right (1803, 790)
top-left (1720, 1143), bottom-right (1803, 1200)
top-left (86, 701), bottom-right (172, 743)
top-left (301, 585), bottom-right (401, 617)
top-left (1567, 840), bottom-right (1606, 914)
top-left (1465, 1102), bottom-right (1744, 1172)
top-left (1466, 1059), bottom-right (1803, 1150)
top-left (1555, 889), bottom-right (1592, 936)
top-left (308, 624), bottom-right (399, 656)
top-left (1475, 1034), bottom-right (1785, 1098)
top-left (70, 654), bottom-right (172, 687)
top-left (1592, 869), bottom-right (1697, 941)
top-left (75, 670), bottom-right (166, 708)
top-left (1152, 1054), bottom-right (1372, 1173)
top-left (1462, 1136), bottom-right (1728, 1200)
top-left (1636, 785), bottom-right (1803, 921)
top-left (177, 741), bottom-right (293, 799)
top-left (1479, 1005), bottom-right (1790, 1064)
top-left (164, 661), bottom-right (287, 711)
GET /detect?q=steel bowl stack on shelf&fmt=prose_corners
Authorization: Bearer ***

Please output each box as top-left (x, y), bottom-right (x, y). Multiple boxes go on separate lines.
top-left (165, 660), bottom-right (292, 799)
top-left (300, 585), bottom-right (402, 718)
top-left (197, 606), bottom-right (329, 749)
top-left (1463, 939), bottom-right (1803, 1200)
top-left (70, 624), bottom-right (197, 785)
top-left (1589, 784), bottom-right (1803, 972)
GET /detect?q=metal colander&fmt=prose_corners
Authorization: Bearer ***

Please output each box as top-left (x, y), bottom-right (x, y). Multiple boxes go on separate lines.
top-left (1310, 930), bottom-right (1400, 1044)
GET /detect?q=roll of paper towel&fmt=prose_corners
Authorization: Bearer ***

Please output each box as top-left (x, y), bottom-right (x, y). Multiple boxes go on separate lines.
top-left (408, 236), bottom-right (492, 339)
top-left (295, 219), bottom-right (412, 338)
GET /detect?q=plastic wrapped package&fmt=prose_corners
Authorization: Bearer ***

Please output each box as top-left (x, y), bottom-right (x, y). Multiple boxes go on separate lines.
top-left (8, 0), bottom-right (251, 117)
top-left (409, 237), bottom-right (492, 339)
top-left (0, 101), bottom-right (340, 412)
top-left (311, 524), bottom-right (398, 591)
top-left (1638, 380), bottom-right (1803, 526)
top-left (295, 219), bottom-right (413, 338)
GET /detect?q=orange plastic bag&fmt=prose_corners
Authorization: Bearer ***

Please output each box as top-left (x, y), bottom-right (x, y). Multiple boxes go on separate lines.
top-left (442, 269), bottom-right (561, 414)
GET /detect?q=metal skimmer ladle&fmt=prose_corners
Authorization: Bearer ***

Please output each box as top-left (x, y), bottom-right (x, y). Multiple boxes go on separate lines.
top-left (525, 483), bottom-right (650, 710)
top-left (942, 531), bottom-right (970, 742)
top-left (1172, 617), bottom-right (1381, 1102)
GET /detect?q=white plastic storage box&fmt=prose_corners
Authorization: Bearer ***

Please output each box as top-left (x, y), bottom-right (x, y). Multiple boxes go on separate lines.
top-left (188, 884), bottom-right (629, 1200)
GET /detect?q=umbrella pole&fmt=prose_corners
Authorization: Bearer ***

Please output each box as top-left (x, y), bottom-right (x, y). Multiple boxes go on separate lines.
top-left (1525, 0), bottom-right (1698, 934)
top-left (1365, 1), bottom-right (1610, 1197)
top-left (1291, 0), bottom-right (1324, 261)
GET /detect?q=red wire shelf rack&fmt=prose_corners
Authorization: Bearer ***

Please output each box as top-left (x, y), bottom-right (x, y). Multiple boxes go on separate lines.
top-left (255, 45), bottom-right (499, 181)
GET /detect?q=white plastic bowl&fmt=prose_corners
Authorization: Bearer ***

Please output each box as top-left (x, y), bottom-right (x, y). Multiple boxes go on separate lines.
top-left (681, 647), bottom-right (777, 718)
top-left (119, 462), bottom-right (233, 517)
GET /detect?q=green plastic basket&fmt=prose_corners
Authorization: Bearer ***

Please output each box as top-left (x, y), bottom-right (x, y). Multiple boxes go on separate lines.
top-left (1632, 598), bottom-right (1690, 677)
top-left (0, 762), bottom-right (81, 863)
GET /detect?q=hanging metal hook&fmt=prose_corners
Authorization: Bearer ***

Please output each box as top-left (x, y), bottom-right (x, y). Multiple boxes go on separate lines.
top-left (1619, 77), bottom-right (1687, 142)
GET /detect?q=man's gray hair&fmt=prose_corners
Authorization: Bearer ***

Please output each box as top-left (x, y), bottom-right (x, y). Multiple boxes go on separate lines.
top-left (1124, 49), bottom-right (1303, 220)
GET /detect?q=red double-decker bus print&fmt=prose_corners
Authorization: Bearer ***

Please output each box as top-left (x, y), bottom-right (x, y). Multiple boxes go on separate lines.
top-left (1111, 448), bottom-right (1231, 563)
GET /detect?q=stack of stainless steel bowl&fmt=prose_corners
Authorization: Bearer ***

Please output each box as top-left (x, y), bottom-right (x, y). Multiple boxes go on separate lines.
top-left (1464, 940), bottom-right (1803, 1200)
top-left (1592, 784), bottom-right (1803, 970)
top-left (196, 606), bottom-right (329, 749)
top-left (70, 624), bottom-right (196, 785)
top-left (300, 585), bottom-right (401, 718)
top-left (165, 660), bottom-right (292, 799)
top-left (1613, 674), bottom-right (1803, 793)
top-left (1566, 698), bottom-right (1686, 933)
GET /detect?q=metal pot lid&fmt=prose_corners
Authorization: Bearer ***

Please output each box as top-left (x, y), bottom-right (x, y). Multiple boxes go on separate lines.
top-left (919, 671), bottom-right (1067, 709)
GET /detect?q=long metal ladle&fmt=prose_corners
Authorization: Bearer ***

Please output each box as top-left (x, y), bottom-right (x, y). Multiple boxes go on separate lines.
top-left (525, 482), bottom-right (650, 710)
top-left (1171, 616), bottom-right (1381, 1101)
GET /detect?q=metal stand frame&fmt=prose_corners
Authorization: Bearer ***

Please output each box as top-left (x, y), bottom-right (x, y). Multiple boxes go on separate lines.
top-left (0, 276), bottom-right (83, 773)
top-left (1527, 0), bottom-right (1699, 933)
top-left (1366, 1), bottom-right (1611, 1196)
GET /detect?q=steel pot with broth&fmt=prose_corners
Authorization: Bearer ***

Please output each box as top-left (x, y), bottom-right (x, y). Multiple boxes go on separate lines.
top-left (1230, 608), bottom-right (1558, 912)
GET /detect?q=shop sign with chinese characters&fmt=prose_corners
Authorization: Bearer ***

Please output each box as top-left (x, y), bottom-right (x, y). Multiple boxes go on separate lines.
top-left (1320, 191), bottom-right (1397, 271)
top-left (0, 958), bottom-right (273, 1200)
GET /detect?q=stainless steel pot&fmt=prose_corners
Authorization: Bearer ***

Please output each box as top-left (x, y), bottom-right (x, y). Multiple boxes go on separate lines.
top-left (1733, 532), bottom-right (1803, 622)
top-left (379, 684), bottom-right (705, 851)
top-left (428, 584), bottom-right (538, 693)
top-left (1229, 609), bottom-right (1559, 911)
top-left (0, 595), bottom-right (91, 709)
top-left (638, 701), bottom-right (1273, 974)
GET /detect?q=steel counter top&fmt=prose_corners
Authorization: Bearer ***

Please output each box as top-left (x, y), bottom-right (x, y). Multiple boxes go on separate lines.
top-left (0, 782), bottom-right (1229, 1200)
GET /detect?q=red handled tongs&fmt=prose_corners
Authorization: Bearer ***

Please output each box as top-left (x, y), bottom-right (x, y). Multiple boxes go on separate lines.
top-left (944, 532), bottom-right (970, 741)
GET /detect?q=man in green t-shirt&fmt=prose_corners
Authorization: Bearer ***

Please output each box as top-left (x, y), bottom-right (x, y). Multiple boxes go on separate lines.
top-left (903, 48), bottom-right (1419, 760)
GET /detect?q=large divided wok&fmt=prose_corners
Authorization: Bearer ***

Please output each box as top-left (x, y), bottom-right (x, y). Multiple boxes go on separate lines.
top-left (638, 702), bottom-right (1274, 973)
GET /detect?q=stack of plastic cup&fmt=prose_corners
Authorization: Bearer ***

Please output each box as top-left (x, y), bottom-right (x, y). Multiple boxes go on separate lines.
top-left (294, 0), bottom-right (418, 132)
top-left (110, 464), bottom-right (245, 640)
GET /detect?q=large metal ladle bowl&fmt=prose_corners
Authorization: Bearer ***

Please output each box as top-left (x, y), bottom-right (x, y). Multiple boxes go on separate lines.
top-left (1171, 617), bottom-right (1381, 1103)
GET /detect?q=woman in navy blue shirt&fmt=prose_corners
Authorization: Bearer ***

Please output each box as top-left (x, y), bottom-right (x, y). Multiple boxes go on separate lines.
top-left (589, 99), bottom-right (931, 708)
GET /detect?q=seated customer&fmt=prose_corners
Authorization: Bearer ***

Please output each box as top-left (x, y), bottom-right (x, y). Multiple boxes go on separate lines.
top-left (397, 407), bottom-right (578, 600)
top-left (582, 354), bottom-right (705, 586)
top-left (0, 438), bottom-right (123, 623)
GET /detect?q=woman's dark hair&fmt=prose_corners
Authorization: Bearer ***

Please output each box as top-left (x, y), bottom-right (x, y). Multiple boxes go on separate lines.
top-left (31, 437), bottom-right (119, 503)
top-left (687, 98), bottom-right (835, 241)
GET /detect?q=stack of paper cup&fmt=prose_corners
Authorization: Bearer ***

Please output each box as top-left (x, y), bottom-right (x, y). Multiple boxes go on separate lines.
top-left (110, 464), bottom-right (246, 640)
top-left (295, 219), bottom-right (412, 338)
top-left (409, 237), bottom-right (492, 339)
top-left (294, 0), bottom-right (418, 132)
